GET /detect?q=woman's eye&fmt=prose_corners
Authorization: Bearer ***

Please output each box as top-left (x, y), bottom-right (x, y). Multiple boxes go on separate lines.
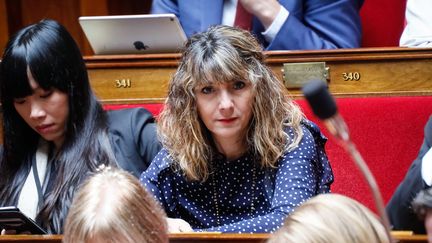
top-left (233, 81), bottom-right (246, 90)
top-left (40, 90), bottom-right (53, 98)
top-left (201, 86), bottom-right (214, 94)
top-left (13, 98), bottom-right (26, 105)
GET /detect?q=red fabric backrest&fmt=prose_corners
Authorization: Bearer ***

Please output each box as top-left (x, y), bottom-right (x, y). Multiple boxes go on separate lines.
top-left (360, 0), bottom-right (407, 47)
top-left (297, 96), bottom-right (432, 210)
top-left (104, 103), bottom-right (164, 117)
top-left (104, 96), bottom-right (432, 211)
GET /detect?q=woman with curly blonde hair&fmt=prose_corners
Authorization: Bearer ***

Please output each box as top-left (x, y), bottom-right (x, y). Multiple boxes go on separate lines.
top-left (140, 25), bottom-right (333, 233)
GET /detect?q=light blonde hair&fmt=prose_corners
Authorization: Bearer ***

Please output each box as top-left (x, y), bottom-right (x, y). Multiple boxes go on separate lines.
top-left (158, 25), bottom-right (304, 181)
top-left (63, 167), bottom-right (168, 243)
top-left (268, 194), bottom-right (390, 243)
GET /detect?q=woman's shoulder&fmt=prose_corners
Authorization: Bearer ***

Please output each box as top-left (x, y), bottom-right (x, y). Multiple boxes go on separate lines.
top-left (106, 107), bottom-right (157, 137)
top-left (284, 119), bottom-right (327, 146)
top-left (301, 119), bottom-right (327, 146)
top-left (281, 119), bottom-right (334, 192)
top-left (142, 148), bottom-right (176, 181)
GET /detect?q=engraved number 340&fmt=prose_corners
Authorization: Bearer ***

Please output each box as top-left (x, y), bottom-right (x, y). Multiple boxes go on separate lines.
top-left (342, 72), bottom-right (361, 81)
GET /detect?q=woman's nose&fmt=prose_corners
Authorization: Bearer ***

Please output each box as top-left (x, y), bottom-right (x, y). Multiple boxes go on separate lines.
top-left (30, 103), bottom-right (46, 119)
top-left (219, 90), bottom-right (234, 111)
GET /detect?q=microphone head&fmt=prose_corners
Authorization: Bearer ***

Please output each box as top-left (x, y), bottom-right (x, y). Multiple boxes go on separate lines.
top-left (302, 80), bottom-right (337, 120)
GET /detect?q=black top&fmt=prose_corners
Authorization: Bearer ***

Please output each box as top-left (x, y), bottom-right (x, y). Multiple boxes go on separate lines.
top-left (386, 116), bottom-right (432, 233)
top-left (107, 108), bottom-right (161, 177)
top-left (141, 120), bottom-right (333, 233)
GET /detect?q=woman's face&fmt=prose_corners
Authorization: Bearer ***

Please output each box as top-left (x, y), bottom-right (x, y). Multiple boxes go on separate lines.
top-left (195, 80), bottom-right (253, 146)
top-left (13, 70), bottom-right (69, 149)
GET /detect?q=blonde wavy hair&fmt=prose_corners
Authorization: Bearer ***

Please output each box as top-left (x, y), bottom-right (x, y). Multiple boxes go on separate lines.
top-left (158, 25), bottom-right (304, 181)
top-left (268, 194), bottom-right (390, 243)
top-left (63, 167), bottom-right (168, 243)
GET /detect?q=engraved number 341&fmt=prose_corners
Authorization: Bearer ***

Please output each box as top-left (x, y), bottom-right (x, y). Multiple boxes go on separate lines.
top-left (115, 79), bottom-right (131, 88)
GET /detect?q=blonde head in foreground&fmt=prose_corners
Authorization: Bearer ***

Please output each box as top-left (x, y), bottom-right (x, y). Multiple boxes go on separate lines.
top-left (268, 193), bottom-right (389, 243)
top-left (63, 167), bottom-right (168, 243)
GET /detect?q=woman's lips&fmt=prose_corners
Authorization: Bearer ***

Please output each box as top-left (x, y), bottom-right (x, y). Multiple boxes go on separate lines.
top-left (36, 124), bottom-right (54, 134)
top-left (218, 118), bottom-right (237, 124)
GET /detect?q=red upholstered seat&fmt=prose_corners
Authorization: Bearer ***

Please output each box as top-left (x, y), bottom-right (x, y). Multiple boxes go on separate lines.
top-left (104, 96), bottom-right (432, 211)
top-left (298, 96), bottom-right (432, 210)
top-left (360, 0), bottom-right (407, 47)
top-left (104, 103), bottom-right (164, 117)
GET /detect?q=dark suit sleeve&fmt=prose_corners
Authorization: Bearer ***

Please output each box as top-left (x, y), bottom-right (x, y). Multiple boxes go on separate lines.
top-left (107, 108), bottom-right (162, 177)
top-left (151, 0), bottom-right (179, 15)
top-left (133, 109), bottom-right (162, 168)
top-left (152, 0), bottom-right (363, 50)
top-left (386, 116), bottom-right (432, 233)
top-left (265, 0), bottom-right (363, 50)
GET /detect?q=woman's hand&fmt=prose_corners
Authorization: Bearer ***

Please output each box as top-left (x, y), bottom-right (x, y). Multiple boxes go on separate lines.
top-left (1, 229), bottom-right (31, 235)
top-left (166, 218), bottom-right (193, 233)
top-left (425, 209), bottom-right (432, 243)
top-left (239, 0), bottom-right (281, 29)
top-left (1, 229), bottom-right (17, 235)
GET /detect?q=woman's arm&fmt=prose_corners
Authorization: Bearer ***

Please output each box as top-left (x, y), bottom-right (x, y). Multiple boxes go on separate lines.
top-left (266, 0), bottom-right (363, 50)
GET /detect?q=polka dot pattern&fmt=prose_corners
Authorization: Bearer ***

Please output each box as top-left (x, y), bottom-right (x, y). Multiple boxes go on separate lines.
top-left (140, 120), bottom-right (333, 233)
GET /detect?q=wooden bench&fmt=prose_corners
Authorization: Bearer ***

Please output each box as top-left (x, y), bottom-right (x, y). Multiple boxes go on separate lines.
top-left (0, 232), bottom-right (427, 243)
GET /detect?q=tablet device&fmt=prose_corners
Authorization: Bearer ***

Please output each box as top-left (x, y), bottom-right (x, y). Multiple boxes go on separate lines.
top-left (0, 206), bottom-right (47, 234)
top-left (79, 14), bottom-right (187, 55)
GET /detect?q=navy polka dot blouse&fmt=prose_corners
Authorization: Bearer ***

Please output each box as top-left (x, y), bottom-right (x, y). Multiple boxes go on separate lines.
top-left (140, 120), bottom-right (333, 233)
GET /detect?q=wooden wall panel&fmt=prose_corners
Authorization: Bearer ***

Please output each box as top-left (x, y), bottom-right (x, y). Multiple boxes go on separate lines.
top-left (79, 0), bottom-right (109, 55)
top-left (5, 0), bottom-right (86, 54)
top-left (107, 0), bottom-right (151, 15)
top-left (0, 0), bottom-right (8, 55)
top-left (0, 0), bottom-right (151, 56)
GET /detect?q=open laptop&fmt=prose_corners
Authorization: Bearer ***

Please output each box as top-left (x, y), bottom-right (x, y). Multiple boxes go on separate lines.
top-left (79, 14), bottom-right (187, 55)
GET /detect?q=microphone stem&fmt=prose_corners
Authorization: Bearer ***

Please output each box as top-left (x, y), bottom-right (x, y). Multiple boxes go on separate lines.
top-left (325, 116), bottom-right (393, 241)
top-left (343, 139), bottom-right (393, 242)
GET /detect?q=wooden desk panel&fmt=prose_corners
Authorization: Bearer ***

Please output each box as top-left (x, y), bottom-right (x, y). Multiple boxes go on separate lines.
top-left (86, 53), bottom-right (180, 104)
top-left (268, 48), bottom-right (432, 97)
top-left (84, 48), bottom-right (432, 104)
top-left (88, 67), bottom-right (172, 104)
top-left (0, 233), bottom-right (427, 242)
top-left (0, 235), bottom-right (62, 243)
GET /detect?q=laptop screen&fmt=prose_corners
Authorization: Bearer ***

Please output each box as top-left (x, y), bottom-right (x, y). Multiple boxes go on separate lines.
top-left (79, 14), bottom-right (187, 55)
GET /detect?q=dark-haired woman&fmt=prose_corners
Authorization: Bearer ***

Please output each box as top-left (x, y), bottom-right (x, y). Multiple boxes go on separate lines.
top-left (0, 19), bottom-right (160, 234)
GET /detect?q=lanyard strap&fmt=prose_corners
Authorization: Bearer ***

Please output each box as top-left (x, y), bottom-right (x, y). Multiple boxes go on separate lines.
top-left (31, 155), bottom-right (44, 211)
top-left (31, 146), bottom-right (53, 211)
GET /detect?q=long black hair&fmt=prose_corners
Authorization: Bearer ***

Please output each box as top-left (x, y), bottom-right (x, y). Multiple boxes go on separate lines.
top-left (0, 19), bottom-right (116, 233)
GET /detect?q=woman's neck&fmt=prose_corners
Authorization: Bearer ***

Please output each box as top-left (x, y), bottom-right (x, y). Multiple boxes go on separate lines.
top-left (214, 137), bottom-right (248, 161)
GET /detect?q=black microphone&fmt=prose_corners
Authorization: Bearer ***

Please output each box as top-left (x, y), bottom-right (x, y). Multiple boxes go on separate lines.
top-left (302, 80), bottom-right (393, 241)
top-left (302, 80), bottom-right (349, 142)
